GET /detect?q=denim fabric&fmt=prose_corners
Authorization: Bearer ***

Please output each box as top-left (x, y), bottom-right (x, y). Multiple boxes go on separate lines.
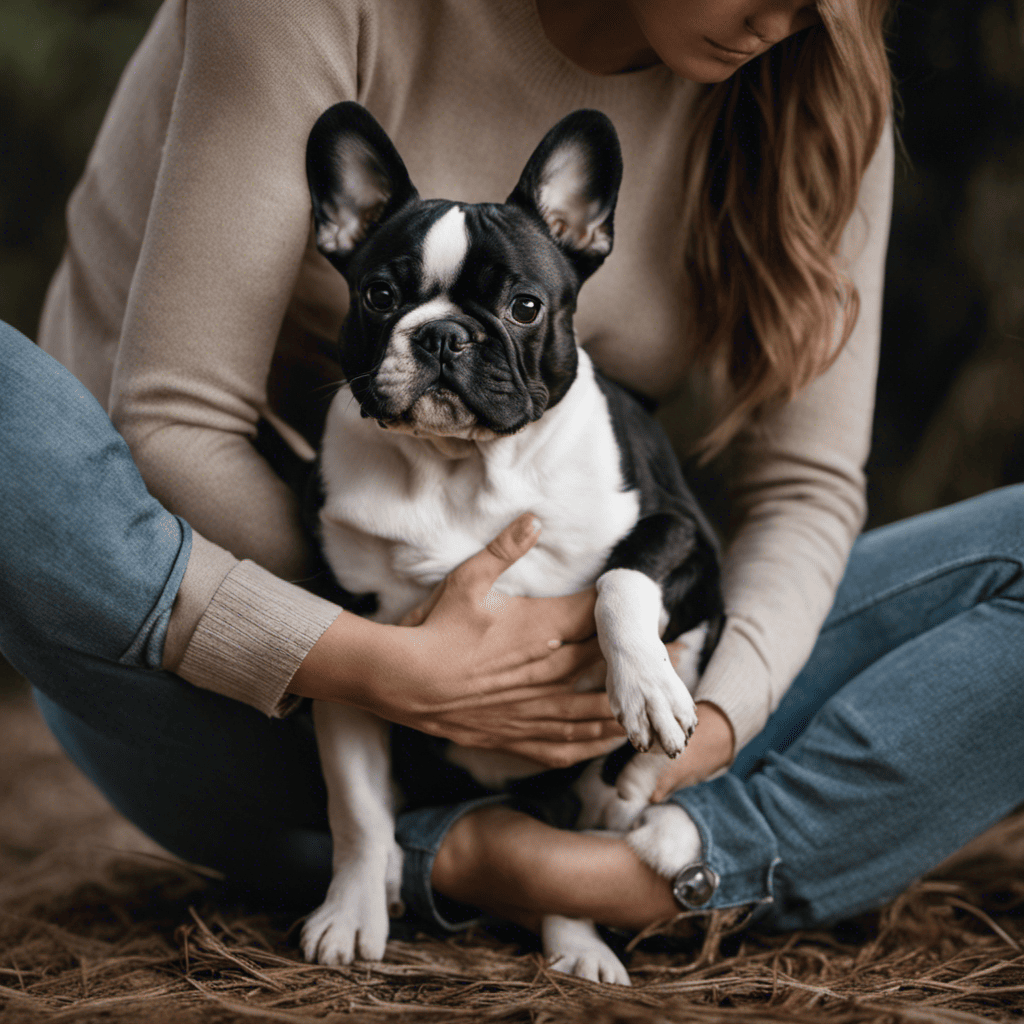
top-left (3, 318), bottom-right (1024, 931)
top-left (0, 323), bottom-right (333, 908)
top-left (0, 321), bottom-right (190, 679)
top-left (673, 486), bottom-right (1024, 928)
top-left (395, 795), bottom-right (510, 929)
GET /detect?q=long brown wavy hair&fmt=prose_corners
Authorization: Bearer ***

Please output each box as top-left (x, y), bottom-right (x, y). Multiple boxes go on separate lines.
top-left (683, 0), bottom-right (893, 456)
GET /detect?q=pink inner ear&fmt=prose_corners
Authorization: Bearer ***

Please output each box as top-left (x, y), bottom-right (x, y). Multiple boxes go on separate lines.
top-left (319, 136), bottom-right (393, 254)
top-left (537, 143), bottom-right (612, 255)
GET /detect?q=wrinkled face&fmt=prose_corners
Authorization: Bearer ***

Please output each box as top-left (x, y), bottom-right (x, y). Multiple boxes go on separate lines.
top-left (340, 201), bottom-right (580, 438)
top-left (627, 0), bottom-right (821, 82)
top-left (306, 104), bottom-right (623, 438)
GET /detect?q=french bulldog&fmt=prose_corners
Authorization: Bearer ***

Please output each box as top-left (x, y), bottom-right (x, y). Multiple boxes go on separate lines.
top-left (300, 102), bottom-right (723, 984)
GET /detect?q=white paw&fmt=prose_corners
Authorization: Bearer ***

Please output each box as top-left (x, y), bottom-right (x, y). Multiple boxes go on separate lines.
top-left (601, 794), bottom-right (649, 833)
top-left (542, 916), bottom-right (631, 986)
top-left (626, 803), bottom-right (703, 880)
top-left (594, 569), bottom-right (700, 757)
top-left (608, 650), bottom-right (698, 757)
top-left (301, 848), bottom-right (400, 965)
top-left (575, 752), bottom-right (673, 833)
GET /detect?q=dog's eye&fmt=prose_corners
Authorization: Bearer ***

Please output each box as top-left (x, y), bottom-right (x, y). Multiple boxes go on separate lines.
top-left (509, 295), bottom-right (541, 324)
top-left (363, 282), bottom-right (397, 313)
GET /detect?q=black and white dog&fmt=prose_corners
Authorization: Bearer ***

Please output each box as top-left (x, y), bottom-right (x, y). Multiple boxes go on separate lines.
top-left (301, 103), bottom-right (722, 984)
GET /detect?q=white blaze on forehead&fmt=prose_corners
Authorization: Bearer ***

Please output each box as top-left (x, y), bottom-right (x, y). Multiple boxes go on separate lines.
top-left (420, 206), bottom-right (469, 290)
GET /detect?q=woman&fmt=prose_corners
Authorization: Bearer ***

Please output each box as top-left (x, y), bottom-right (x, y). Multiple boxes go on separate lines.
top-left (17, 0), bottom-right (1024, 965)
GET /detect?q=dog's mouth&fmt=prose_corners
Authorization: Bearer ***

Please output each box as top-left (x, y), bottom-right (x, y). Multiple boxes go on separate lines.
top-left (370, 386), bottom-right (499, 441)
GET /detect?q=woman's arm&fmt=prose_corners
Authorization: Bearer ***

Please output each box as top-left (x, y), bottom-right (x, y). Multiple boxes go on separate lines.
top-left (109, 0), bottom-right (362, 579)
top-left (288, 515), bottom-right (627, 764)
top-left (163, 513), bottom-right (624, 764)
top-left (693, 121), bottom-right (896, 754)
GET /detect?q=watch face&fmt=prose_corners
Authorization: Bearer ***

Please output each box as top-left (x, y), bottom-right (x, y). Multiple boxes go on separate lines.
top-left (672, 863), bottom-right (718, 909)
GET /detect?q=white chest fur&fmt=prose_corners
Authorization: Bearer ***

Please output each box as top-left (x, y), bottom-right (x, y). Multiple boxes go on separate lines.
top-left (318, 350), bottom-right (641, 623)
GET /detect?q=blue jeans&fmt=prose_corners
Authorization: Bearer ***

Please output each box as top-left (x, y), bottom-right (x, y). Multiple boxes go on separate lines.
top-left (2, 320), bottom-right (1023, 929)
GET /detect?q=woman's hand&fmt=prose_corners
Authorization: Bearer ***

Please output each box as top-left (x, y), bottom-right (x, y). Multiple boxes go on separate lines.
top-left (289, 514), bottom-right (625, 767)
top-left (648, 695), bottom-right (735, 801)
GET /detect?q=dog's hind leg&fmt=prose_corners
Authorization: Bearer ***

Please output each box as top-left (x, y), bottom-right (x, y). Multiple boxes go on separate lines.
top-left (301, 701), bottom-right (402, 965)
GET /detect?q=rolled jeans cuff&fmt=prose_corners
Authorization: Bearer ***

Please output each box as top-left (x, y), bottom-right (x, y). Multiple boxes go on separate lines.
top-left (668, 773), bottom-right (782, 919)
top-left (395, 795), bottom-right (509, 932)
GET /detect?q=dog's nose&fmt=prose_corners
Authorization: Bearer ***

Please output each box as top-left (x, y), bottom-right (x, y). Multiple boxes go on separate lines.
top-left (413, 320), bottom-right (471, 360)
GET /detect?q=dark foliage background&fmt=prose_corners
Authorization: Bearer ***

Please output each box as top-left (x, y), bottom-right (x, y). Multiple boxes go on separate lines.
top-left (1, 0), bottom-right (1022, 528)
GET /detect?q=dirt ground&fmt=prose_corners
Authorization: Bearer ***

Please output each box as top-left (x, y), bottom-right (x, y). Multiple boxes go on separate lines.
top-left (3, 659), bottom-right (1024, 1024)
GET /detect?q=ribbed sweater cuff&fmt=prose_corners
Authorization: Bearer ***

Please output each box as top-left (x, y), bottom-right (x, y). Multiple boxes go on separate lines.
top-left (693, 628), bottom-right (773, 755)
top-left (176, 559), bottom-right (342, 717)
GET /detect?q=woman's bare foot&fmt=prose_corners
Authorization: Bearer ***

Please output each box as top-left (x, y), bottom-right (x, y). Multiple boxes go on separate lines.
top-left (431, 805), bottom-right (678, 932)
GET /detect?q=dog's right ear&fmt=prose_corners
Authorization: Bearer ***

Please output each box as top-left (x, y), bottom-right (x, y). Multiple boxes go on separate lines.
top-left (306, 102), bottom-right (418, 269)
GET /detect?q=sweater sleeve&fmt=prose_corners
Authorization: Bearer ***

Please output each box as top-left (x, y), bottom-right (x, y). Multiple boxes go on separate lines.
top-left (160, 531), bottom-right (342, 717)
top-left (104, 0), bottom-right (369, 713)
top-left (694, 122), bottom-right (895, 752)
top-left (108, 0), bottom-right (360, 581)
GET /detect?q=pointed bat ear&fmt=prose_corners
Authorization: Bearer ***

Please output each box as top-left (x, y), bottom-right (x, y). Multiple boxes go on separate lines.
top-left (506, 109), bottom-right (622, 282)
top-left (306, 102), bottom-right (418, 269)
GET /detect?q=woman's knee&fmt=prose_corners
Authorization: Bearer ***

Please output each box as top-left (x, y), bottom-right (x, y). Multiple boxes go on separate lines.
top-left (0, 321), bottom-right (190, 673)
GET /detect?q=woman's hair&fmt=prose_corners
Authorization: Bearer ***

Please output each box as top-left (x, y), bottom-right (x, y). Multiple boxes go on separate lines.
top-left (682, 0), bottom-right (893, 457)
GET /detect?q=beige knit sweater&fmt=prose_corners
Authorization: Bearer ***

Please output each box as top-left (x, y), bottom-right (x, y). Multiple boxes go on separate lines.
top-left (38, 0), bottom-right (893, 752)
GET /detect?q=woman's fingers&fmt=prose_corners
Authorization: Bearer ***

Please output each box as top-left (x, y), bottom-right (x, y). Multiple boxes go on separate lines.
top-left (486, 715), bottom-right (623, 743)
top-left (499, 734), bottom-right (629, 769)
top-left (533, 587), bottom-right (598, 644)
top-left (521, 636), bottom-right (603, 682)
top-left (450, 513), bottom-right (541, 594)
top-left (500, 689), bottom-right (616, 723)
top-left (399, 581), bottom-right (444, 627)
top-left (530, 690), bottom-right (617, 721)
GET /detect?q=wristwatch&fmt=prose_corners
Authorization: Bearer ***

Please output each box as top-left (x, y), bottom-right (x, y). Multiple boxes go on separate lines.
top-left (670, 863), bottom-right (719, 910)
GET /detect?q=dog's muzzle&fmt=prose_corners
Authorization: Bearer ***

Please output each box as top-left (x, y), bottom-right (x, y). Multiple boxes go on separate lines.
top-left (412, 319), bottom-right (472, 362)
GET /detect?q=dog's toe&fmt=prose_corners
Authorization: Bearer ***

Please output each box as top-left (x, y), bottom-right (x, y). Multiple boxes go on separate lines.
top-left (542, 915), bottom-right (630, 987)
top-left (300, 876), bottom-right (390, 965)
top-left (549, 949), bottom-right (631, 986)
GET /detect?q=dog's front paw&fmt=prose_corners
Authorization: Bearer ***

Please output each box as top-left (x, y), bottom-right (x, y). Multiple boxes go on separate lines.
top-left (542, 916), bottom-right (631, 986)
top-left (626, 803), bottom-right (703, 880)
top-left (301, 845), bottom-right (402, 965)
top-left (607, 651), bottom-right (698, 757)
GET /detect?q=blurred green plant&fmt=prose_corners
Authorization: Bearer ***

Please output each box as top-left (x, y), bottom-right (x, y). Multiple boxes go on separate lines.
top-left (0, 0), bottom-right (160, 336)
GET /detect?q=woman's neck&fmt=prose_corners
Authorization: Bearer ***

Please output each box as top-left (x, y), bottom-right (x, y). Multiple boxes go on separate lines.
top-left (534, 0), bottom-right (660, 75)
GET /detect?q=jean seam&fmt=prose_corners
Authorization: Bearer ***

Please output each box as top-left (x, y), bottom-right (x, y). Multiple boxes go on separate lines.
top-left (671, 789), bottom-right (780, 909)
top-left (117, 516), bottom-right (192, 669)
top-left (823, 555), bottom-right (1024, 633)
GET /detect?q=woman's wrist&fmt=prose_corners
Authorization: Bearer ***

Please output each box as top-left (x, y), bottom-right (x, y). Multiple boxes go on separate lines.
top-left (650, 701), bottom-right (735, 802)
top-left (287, 610), bottom-right (408, 711)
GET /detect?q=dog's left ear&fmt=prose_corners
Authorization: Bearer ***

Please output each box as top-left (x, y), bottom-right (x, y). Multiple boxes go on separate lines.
top-left (507, 110), bottom-right (622, 282)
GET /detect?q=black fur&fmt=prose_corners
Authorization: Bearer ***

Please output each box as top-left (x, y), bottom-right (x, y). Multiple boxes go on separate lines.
top-left (306, 103), bottom-right (725, 776)
top-left (595, 373), bottom-right (724, 656)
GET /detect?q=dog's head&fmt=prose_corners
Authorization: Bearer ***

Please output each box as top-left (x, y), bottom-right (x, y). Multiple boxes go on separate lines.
top-left (306, 103), bottom-right (622, 438)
